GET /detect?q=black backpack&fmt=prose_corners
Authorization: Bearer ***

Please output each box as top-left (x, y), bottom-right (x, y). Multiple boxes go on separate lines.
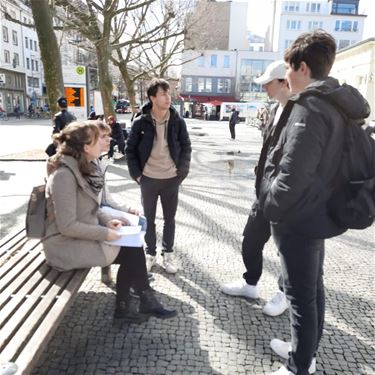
top-left (327, 118), bottom-right (375, 230)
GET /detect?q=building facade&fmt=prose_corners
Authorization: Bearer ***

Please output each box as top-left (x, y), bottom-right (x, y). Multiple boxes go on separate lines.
top-left (331, 37), bottom-right (375, 121)
top-left (269, 0), bottom-right (366, 55)
top-left (180, 49), bottom-right (279, 109)
top-left (185, 0), bottom-right (248, 51)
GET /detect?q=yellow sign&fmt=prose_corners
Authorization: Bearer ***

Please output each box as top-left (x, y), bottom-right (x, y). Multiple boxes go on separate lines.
top-left (65, 87), bottom-right (84, 107)
top-left (76, 66), bottom-right (85, 75)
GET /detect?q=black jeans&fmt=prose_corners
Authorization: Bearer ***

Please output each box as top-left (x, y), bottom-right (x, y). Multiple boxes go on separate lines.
top-left (272, 229), bottom-right (325, 375)
top-left (229, 123), bottom-right (236, 139)
top-left (108, 138), bottom-right (125, 157)
top-left (140, 176), bottom-right (180, 256)
top-left (113, 246), bottom-right (149, 302)
top-left (242, 201), bottom-right (284, 288)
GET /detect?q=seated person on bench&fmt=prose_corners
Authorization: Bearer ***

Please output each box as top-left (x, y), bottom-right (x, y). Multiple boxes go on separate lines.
top-left (107, 115), bottom-right (125, 159)
top-left (44, 120), bottom-right (177, 323)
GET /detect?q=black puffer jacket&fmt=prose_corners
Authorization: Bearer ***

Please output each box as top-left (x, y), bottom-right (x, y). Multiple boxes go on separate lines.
top-left (125, 103), bottom-right (192, 181)
top-left (259, 77), bottom-right (370, 238)
top-left (53, 110), bottom-right (76, 134)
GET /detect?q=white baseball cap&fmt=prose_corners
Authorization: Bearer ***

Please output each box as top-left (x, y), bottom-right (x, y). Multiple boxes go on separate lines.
top-left (254, 60), bottom-right (286, 85)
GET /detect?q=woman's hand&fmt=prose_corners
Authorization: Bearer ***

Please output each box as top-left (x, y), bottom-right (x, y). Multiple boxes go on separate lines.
top-left (106, 228), bottom-right (121, 241)
top-left (107, 219), bottom-right (126, 228)
top-left (128, 207), bottom-right (140, 216)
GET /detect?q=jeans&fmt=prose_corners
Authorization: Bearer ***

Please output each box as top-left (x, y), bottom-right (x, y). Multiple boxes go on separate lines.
top-left (140, 175), bottom-right (180, 256)
top-left (272, 229), bottom-right (325, 375)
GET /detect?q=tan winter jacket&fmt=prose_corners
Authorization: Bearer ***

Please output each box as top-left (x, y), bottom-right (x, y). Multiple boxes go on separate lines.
top-left (43, 155), bottom-right (120, 271)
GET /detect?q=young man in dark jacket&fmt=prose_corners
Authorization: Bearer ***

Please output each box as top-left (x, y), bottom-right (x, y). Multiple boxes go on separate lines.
top-left (221, 60), bottom-right (290, 318)
top-left (125, 78), bottom-right (191, 274)
top-left (262, 31), bottom-right (370, 375)
top-left (53, 97), bottom-right (76, 134)
top-left (46, 97), bottom-right (76, 156)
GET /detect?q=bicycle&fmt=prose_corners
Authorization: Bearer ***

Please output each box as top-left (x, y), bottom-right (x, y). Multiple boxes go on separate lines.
top-left (0, 112), bottom-right (9, 121)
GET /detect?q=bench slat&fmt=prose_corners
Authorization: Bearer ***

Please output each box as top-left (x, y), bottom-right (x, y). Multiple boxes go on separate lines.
top-left (0, 270), bottom-right (75, 362)
top-left (0, 259), bottom-right (49, 325)
top-left (0, 239), bottom-right (41, 279)
top-left (0, 236), bottom-right (29, 265)
top-left (0, 268), bottom-right (62, 352)
top-left (0, 227), bottom-right (25, 248)
top-left (12, 269), bottom-right (89, 375)
top-left (0, 245), bottom-right (42, 293)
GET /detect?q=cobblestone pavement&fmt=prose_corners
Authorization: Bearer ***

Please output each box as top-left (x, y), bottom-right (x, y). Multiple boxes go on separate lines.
top-left (1, 118), bottom-right (374, 375)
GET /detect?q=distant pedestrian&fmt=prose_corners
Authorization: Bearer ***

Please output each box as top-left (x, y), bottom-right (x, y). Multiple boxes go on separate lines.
top-left (28, 103), bottom-right (34, 118)
top-left (229, 107), bottom-right (240, 140)
top-left (14, 104), bottom-right (21, 119)
top-left (88, 111), bottom-right (97, 120)
top-left (45, 97), bottom-right (76, 156)
top-left (107, 115), bottom-right (125, 159)
top-left (53, 97), bottom-right (76, 134)
top-left (126, 78), bottom-right (192, 274)
top-left (130, 105), bottom-right (141, 123)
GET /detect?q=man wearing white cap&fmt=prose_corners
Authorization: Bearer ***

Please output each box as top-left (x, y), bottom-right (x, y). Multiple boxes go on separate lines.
top-left (221, 60), bottom-right (291, 317)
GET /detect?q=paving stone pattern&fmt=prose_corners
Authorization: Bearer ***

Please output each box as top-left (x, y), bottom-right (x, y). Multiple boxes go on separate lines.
top-left (31, 120), bottom-right (374, 375)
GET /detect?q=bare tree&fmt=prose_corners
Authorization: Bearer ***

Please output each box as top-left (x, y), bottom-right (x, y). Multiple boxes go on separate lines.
top-left (111, 0), bottom-right (198, 110)
top-left (30, 0), bottom-right (65, 116)
top-left (54, 0), bottom-right (156, 118)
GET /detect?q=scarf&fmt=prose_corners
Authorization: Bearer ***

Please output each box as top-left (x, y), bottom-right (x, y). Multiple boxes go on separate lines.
top-left (86, 161), bottom-right (105, 195)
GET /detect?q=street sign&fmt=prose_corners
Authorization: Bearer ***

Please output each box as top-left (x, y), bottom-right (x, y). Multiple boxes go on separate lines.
top-left (65, 87), bottom-right (84, 107)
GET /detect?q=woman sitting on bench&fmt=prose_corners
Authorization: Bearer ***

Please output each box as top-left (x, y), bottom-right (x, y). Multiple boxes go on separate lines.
top-left (43, 120), bottom-right (177, 323)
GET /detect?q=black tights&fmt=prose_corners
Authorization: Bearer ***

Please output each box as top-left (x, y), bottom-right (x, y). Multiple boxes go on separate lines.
top-left (113, 246), bottom-right (149, 302)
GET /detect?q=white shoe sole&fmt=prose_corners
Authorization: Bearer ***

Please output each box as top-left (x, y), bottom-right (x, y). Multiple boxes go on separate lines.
top-left (270, 339), bottom-right (316, 374)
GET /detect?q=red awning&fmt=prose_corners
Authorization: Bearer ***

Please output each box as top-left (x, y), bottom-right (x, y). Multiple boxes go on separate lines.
top-left (181, 95), bottom-right (236, 104)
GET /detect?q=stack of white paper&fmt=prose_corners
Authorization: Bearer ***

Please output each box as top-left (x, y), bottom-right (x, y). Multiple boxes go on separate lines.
top-left (106, 225), bottom-right (145, 247)
top-left (101, 206), bottom-right (145, 247)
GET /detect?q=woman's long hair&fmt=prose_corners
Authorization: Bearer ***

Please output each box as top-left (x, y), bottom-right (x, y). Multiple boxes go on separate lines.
top-left (49, 121), bottom-right (99, 176)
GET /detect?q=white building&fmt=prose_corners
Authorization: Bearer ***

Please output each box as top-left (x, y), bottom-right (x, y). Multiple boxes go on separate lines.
top-left (268, 0), bottom-right (366, 55)
top-left (228, 1), bottom-right (249, 50)
top-left (332, 37), bottom-right (375, 121)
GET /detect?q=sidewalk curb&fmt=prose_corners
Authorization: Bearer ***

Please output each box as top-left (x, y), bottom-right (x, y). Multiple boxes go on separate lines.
top-left (0, 158), bottom-right (46, 162)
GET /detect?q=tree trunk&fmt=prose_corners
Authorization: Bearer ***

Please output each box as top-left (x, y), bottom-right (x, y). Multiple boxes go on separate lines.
top-left (96, 42), bottom-right (115, 119)
top-left (119, 63), bottom-right (137, 111)
top-left (30, 0), bottom-right (64, 117)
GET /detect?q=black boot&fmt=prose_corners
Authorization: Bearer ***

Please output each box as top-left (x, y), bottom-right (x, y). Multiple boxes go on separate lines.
top-left (139, 288), bottom-right (177, 319)
top-left (114, 299), bottom-right (149, 323)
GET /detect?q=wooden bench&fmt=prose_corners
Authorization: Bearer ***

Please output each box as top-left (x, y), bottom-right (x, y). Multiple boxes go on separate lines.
top-left (0, 228), bottom-right (89, 375)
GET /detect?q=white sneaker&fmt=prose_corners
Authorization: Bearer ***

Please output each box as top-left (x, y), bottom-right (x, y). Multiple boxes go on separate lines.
top-left (145, 254), bottom-right (157, 272)
top-left (270, 339), bottom-right (316, 374)
top-left (263, 291), bottom-right (288, 316)
top-left (162, 253), bottom-right (178, 274)
top-left (271, 339), bottom-right (291, 360)
top-left (220, 279), bottom-right (259, 299)
top-left (270, 366), bottom-right (294, 375)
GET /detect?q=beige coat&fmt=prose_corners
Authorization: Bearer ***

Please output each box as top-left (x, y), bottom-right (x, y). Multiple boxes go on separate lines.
top-left (43, 155), bottom-right (120, 271)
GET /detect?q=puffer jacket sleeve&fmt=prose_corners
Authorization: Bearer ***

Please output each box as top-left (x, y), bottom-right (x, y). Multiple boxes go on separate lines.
top-left (263, 106), bottom-right (330, 223)
top-left (125, 119), bottom-right (143, 180)
top-left (50, 168), bottom-right (109, 241)
top-left (176, 118), bottom-right (192, 179)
